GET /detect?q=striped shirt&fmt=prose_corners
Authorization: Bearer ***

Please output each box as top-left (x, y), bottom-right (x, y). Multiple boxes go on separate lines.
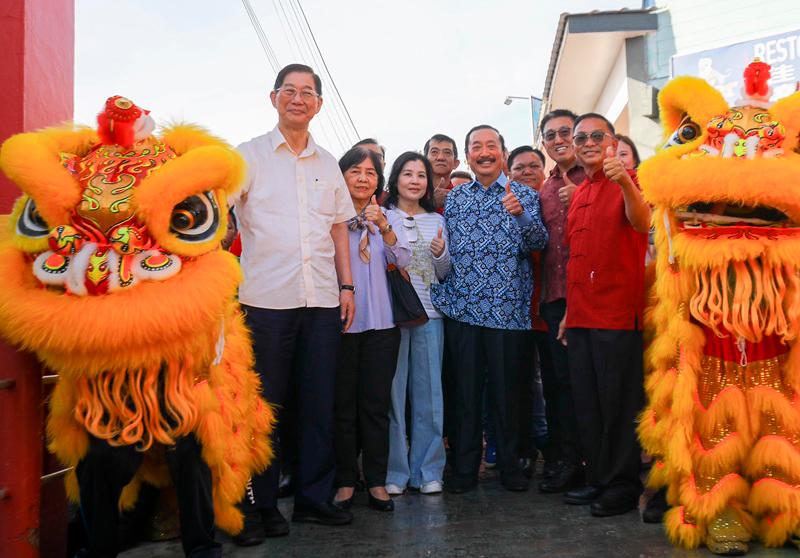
top-left (386, 208), bottom-right (451, 319)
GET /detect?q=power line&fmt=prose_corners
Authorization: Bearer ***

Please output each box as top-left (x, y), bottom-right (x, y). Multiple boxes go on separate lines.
top-left (241, 0), bottom-right (281, 73)
top-left (282, 0), bottom-right (356, 147)
top-left (293, 0), bottom-right (360, 140)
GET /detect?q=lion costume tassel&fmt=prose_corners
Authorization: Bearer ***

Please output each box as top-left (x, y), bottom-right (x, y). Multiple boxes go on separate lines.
top-left (0, 96), bottom-right (273, 555)
top-left (639, 61), bottom-right (800, 555)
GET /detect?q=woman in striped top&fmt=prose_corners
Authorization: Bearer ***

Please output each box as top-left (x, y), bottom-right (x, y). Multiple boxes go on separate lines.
top-left (383, 151), bottom-right (451, 495)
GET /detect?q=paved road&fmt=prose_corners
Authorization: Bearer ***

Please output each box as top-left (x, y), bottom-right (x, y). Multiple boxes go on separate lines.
top-left (120, 468), bottom-right (796, 558)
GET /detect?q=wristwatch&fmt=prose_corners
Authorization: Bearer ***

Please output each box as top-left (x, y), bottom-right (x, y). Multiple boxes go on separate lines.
top-left (340, 284), bottom-right (355, 293)
top-left (380, 222), bottom-right (393, 234)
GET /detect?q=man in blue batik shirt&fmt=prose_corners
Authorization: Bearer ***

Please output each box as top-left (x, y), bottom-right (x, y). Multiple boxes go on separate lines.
top-left (431, 124), bottom-right (548, 494)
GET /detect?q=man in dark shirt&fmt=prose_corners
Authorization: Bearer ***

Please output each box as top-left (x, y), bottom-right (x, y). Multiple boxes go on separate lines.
top-left (560, 113), bottom-right (650, 517)
top-left (537, 109), bottom-right (586, 494)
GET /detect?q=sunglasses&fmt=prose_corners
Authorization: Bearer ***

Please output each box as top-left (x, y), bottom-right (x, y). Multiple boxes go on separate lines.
top-left (573, 131), bottom-right (612, 147)
top-left (543, 126), bottom-right (571, 143)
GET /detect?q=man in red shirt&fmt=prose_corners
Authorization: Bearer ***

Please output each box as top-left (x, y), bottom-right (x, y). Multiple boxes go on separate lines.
top-left (559, 113), bottom-right (650, 517)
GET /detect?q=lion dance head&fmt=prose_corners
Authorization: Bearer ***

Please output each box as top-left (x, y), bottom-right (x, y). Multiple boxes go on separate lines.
top-left (639, 61), bottom-right (800, 553)
top-left (0, 96), bottom-right (272, 534)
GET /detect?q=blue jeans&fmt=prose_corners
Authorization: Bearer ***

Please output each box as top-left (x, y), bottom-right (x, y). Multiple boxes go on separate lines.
top-left (387, 319), bottom-right (446, 488)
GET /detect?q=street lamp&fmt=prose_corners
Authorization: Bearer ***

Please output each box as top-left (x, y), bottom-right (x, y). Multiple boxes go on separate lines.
top-left (504, 95), bottom-right (528, 106)
top-left (503, 94), bottom-right (544, 144)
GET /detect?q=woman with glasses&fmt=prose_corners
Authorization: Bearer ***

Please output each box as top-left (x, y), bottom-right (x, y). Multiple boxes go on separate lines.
top-left (382, 152), bottom-right (451, 496)
top-left (333, 147), bottom-right (410, 513)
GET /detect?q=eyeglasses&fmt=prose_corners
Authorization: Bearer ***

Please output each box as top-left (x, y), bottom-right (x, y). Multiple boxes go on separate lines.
top-left (428, 148), bottom-right (455, 158)
top-left (275, 86), bottom-right (320, 101)
top-left (543, 126), bottom-right (571, 143)
top-left (511, 163), bottom-right (543, 173)
top-left (573, 131), bottom-right (612, 147)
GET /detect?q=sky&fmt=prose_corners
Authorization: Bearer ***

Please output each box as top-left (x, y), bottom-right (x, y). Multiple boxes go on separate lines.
top-left (75, 0), bottom-right (637, 171)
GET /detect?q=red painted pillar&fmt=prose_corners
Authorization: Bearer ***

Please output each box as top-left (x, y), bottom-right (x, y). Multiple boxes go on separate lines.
top-left (0, 1), bottom-right (74, 557)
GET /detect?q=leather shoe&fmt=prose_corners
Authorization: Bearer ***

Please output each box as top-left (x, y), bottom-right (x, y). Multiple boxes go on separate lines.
top-left (291, 502), bottom-right (353, 526)
top-left (447, 476), bottom-right (477, 494)
top-left (368, 493), bottom-right (395, 512)
top-left (232, 511), bottom-right (266, 546)
top-left (563, 485), bottom-right (603, 505)
top-left (539, 463), bottom-right (583, 494)
top-left (590, 488), bottom-right (638, 517)
top-left (641, 488), bottom-right (668, 523)
top-left (333, 495), bottom-right (354, 511)
top-left (261, 508), bottom-right (289, 538)
top-left (501, 472), bottom-right (529, 492)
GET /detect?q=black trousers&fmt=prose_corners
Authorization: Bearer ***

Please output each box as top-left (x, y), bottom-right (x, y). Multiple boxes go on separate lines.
top-left (76, 435), bottom-right (219, 558)
top-left (540, 299), bottom-right (582, 466)
top-left (334, 327), bottom-right (401, 488)
top-left (566, 327), bottom-right (645, 494)
top-left (446, 319), bottom-right (525, 479)
top-left (242, 305), bottom-right (341, 510)
top-left (441, 334), bottom-right (457, 449)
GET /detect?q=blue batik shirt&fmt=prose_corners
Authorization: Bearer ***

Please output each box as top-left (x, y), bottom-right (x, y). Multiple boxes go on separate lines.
top-left (430, 173), bottom-right (548, 330)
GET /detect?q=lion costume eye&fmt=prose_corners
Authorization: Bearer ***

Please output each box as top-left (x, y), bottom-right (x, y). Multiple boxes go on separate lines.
top-left (664, 115), bottom-right (702, 148)
top-left (16, 197), bottom-right (50, 238)
top-left (169, 192), bottom-right (219, 242)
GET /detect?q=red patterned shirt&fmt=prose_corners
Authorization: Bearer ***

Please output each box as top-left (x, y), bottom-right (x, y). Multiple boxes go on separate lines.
top-left (539, 165), bottom-right (586, 304)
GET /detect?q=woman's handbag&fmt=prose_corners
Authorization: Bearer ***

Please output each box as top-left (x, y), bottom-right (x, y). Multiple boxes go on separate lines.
top-left (386, 263), bottom-right (429, 328)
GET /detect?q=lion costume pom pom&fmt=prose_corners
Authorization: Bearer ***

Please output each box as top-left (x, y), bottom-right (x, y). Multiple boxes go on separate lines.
top-left (638, 61), bottom-right (800, 555)
top-left (0, 96), bottom-right (273, 541)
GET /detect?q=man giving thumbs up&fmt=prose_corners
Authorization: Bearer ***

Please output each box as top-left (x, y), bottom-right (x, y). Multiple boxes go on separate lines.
top-left (560, 113), bottom-right (650, 518)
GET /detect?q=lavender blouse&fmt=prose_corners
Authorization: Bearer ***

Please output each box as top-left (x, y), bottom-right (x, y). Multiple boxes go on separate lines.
top-left (346, 210), bottom-right (410, 334)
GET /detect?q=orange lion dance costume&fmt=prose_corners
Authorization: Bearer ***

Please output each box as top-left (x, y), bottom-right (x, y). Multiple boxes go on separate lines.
top-left (0, 96), bottom-right (273, 555)
top-left (639, 60), bottom-right (800, 555)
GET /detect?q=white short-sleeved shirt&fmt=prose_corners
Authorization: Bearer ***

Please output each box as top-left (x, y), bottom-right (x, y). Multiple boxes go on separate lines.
top-left (232, 126), bottom-right (356, 309)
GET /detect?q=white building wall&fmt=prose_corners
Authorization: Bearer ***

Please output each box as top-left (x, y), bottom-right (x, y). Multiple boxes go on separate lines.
top-left (594, 43), bottom-right (629, 123)
top-left (649, 0), bottom-right (800, 86)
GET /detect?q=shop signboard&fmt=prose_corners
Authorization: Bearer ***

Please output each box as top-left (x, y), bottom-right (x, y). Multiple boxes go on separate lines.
top-left (672, 29), bottom-right (800, 104)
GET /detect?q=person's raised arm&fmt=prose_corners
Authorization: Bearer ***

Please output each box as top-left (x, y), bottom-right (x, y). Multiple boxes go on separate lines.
top-left (603, 146), bottom-right (651, 233)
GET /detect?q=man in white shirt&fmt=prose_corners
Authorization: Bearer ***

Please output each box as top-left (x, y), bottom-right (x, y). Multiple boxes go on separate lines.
top-left (231, 63), bottom-right (356, 544)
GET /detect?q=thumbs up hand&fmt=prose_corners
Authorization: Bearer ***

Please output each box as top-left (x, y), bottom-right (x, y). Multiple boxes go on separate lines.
top-left (502, 181), bottom-right (524, 216)
top-left (364, 194), bottom-right (388, 229)
top-left (430, 225), bottom-right (446, 258)
top-left (433, 176), bottom-right (449, 209)
top-left (558, 173), bottom-right (577, 207)
top-left (603, 144), bottom-right (629, 186)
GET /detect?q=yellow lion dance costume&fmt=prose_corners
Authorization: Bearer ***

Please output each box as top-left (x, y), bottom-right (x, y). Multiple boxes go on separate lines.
top-left (639, 60), bottom-right (800, 555)
top-left (0, 96), bottom-right (272, 554)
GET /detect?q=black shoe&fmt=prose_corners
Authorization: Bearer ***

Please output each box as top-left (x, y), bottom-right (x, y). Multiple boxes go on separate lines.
top-left (368, 493), bottom-right (395, 512)
top-left (261, 508), bottom-right (289, 537)
top-left (447, 476), bottom-right (477, 494)
top-left (277, 473), bottom-right (294, 499)
top-left (542, 459), bottom-right (562, 480)
top-left (563, 485), bottom-right (602, 505)
top-left (539, 463), bottom-right (583, 494)
top-left (590, 487), bottom-right (639, 517)
top-left (519, 458), bottom-right (533, 479)
top-left (333, 496), bottom-right (354, 511)
top-left (292, 502), bottom-right (353, 526)
top-left (501, 472), bottom-right (530, 492)
top-left (642, 488), bottom-right (668, 524)
top-left (232, 511), bottom-right (266, 546)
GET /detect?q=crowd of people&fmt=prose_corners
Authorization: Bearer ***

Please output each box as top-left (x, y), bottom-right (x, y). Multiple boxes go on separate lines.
top-left (227, 62), bottom-right (659, 546)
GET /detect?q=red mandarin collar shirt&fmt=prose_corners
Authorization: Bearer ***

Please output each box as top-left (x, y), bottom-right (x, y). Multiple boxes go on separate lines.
top-left (539, 165), bottom-right (586, 304)
top-left (565, 169), bottom-right (647, 330)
